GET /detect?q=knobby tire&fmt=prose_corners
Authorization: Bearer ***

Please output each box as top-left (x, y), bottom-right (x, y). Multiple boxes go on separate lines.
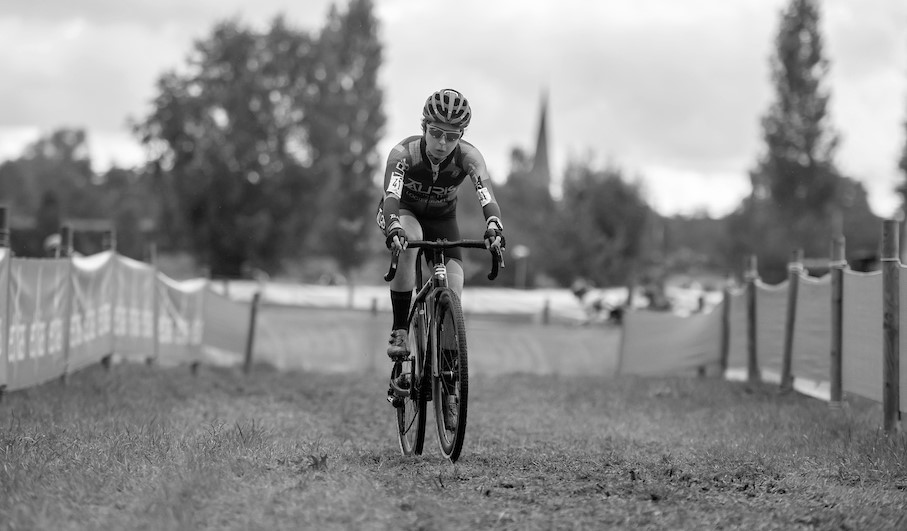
top-left (432, 288), bottom-right (469, 462)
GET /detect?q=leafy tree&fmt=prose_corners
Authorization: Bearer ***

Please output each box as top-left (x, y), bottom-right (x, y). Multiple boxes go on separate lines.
top-left (0, 128), bottom-right (106, 255)
top-left (544, 160), bottom-right (652, 288)
top-left (135, 17), bottom-right (323, 277)
top-left (34, 190), bottom-right (62, 254)
top-left (0, 129), bottom-right (96, 219)
top-left (661, 214), bottom-right (732, 281)
top-left (735, 0), bottom-right (877, 282)
top-left (898, 102), bottom-right (907, 213)
top-left (751, 0), bottom-right (839, 214)
top-left (478, 147), bottom-right (557, 287)
top-left (96, 167), bottom-right (157, 260)
top-left (303, 0), bottom-right (385, 285)
top-left (136, 3), bottom-right (384, 279)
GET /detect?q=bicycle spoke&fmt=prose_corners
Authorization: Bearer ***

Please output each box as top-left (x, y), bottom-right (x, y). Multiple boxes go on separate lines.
top-left (396, 312), bottom-right (426, 456)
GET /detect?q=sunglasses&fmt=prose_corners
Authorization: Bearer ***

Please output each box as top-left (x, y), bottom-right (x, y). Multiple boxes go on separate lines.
top-left (427, 125), bottom-right (463, 142)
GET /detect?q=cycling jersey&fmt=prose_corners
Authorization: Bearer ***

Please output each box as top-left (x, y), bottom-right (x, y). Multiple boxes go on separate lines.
top-left (381, 136), bottom-right (502, 230)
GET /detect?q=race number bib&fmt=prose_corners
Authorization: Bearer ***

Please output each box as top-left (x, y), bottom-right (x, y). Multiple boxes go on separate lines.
top-left (476, 186), bottom-right (491, 206)
top-left (387, 174), bottom-right (403, 197)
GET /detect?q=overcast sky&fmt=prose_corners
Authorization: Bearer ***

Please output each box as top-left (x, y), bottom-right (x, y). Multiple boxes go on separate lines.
top-left (1, 0), bottom-right (906, 218)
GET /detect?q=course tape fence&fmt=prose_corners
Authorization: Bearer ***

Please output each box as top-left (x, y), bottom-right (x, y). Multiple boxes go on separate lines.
top-left (0, 250), bottom-right (252, 393)
top-left (618, 220), bottom-right (907, 428)
top-left (0, 246), bottom-right (629, 396)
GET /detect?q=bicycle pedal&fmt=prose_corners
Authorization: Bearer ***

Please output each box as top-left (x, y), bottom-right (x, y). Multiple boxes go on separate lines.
top-left (386, 394), bottom-right (404, 408)
top-left (389, 374), bottom-right (411, 398)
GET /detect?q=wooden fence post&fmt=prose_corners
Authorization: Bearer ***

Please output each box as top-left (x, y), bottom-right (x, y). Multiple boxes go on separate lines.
top-left (243, 291), bottom-right (261, 375)
top-left (100, 229), bottom-right (117, 372)
top-left (56, 225), bottom-right (71, 259)
top-left (882, 219), bottom-right (900, 433)
top-left (59, 223), bottom-right (74, 385)
top-left (0, 205), bottom-right (9, 248)
top-left (0, 206), bottom-right (7, 402)
top-left (146, 242), bottom-right (159, 366)
top-left (781, 249), bottom-right (803, 391)
top-left (746, 255), bottom-right (760, 383)
top-left (719, 281), bottom-right (731, 374)
top-left (102, 229), bottom-right (117, 252)
top-left (60, 224), bottom-right (74, 257)
top-left (829, 236), bottom-right (846, 408)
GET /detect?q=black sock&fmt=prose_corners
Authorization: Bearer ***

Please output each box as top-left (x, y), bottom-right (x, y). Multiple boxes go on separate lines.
top-left (390, 289), bottom-right (413, 330)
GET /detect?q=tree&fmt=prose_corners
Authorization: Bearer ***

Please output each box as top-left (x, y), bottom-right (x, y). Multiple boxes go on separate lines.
top-left (478, 147), bottom-right (557, 287)
top-left (34, 190), bottom-right (62, 254)
top-left (304, 0), bottom-right (385, 286)
top-left (136, 3), bottom-right (385, 279)
top-left (0, 128), bottom-right (107, 256)
top-left (0, 129), bottom-right (96, 219)
top-left (135, 17), bottom-right (323, 277)
top-left (751, 0), bottom-right (839, 214)
top-left (544, 160), bottom-right (652, 288)
top-left (736, 0), bottom-right (876, 282)
top-left (96, 166), bottom-right (157, 260)
top-left (898, 101), bottom-right (907, 213)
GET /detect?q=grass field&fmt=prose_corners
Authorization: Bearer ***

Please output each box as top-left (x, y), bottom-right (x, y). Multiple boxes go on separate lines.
top-left (2, 359), bottom-right (907, 530)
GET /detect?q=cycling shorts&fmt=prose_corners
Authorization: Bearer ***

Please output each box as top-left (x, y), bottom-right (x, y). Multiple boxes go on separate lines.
top-left (376, 199), bottom-right (463, 262)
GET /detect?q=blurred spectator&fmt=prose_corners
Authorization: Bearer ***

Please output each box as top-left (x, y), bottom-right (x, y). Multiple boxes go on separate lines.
top-left (570, 278), bottom-right (623, 325)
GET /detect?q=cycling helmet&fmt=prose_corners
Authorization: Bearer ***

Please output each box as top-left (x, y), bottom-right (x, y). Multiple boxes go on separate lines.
top-left (422, 89), bottom-right (471, 128)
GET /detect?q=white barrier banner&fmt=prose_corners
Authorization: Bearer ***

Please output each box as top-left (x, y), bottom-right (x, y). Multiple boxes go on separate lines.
top-left (69, 251), bottom-right (115, 372)
top-left (755, 280), bottom-right (788, 382)
top-left (842, 270), bottom-right (883, 403)
top-left (0, 249), bottom-right (8, 389)
top-left (619, 308), bottom-right (722, 376)
top-left (790, 274), bottom-right (831, 396)
top-left (113, 255), bottom-right (156, 362)
top-left (156, 275), bottom-right (204, 366)
top-left (724, 287), bottom-right (748, 375)
top-left (201, 286), bottom-right (250, 366)
top-left (7, 258), bottom-right (70, 391)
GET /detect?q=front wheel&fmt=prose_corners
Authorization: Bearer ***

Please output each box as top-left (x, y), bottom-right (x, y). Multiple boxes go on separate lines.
top-left (432, 289), bottom-right (469, 462)
top-left (395, 311), bottom-right (427, 455)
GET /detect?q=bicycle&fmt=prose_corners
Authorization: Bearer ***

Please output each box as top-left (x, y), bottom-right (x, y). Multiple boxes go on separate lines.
top-left (384, 239), bottom-right (503, 462)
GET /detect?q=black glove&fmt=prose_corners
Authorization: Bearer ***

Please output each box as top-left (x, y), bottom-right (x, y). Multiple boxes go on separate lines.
top-left (386, 224), bottom-right (407, 252)
top-left (484, 217), bottom-right (505, 253)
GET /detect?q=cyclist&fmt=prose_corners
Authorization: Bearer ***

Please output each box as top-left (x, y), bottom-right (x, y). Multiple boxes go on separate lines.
top-left (377, 88), bottom-right (505, 361)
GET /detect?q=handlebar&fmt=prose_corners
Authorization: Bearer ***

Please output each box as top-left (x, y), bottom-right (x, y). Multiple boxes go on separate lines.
top-left (384, 239), bottom-right (505, 282)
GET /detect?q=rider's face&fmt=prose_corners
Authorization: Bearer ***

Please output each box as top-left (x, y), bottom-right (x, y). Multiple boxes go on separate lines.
top-left (425, 123), bottom-right (462, 160)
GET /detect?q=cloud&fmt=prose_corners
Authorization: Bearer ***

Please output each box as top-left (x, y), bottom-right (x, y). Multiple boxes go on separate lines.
top-left (0, 0), bottom-right (905, 218)
top-left (0, 0), bottom-right (332, 29)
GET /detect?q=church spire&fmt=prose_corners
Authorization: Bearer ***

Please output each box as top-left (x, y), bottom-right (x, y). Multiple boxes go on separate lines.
top-left (530, 89), bottom-right (551, 192)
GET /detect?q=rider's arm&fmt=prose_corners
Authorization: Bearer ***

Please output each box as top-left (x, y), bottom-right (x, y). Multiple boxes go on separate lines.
top-left (463, 147), bottom-right (503, 231)
top-left (381, 144), bottom-right (408, 235)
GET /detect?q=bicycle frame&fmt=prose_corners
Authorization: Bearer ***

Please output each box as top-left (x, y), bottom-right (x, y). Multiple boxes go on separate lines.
top-left (400, 241), bottom-right (500, 377)
top-left (411, 248), bottom-right (447, 375)
top-left (385, 239), bottom-right (502, 461)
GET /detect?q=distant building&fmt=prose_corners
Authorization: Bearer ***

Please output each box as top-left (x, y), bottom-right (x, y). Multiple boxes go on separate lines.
top-left (526, 90), bottom-right (552, 194)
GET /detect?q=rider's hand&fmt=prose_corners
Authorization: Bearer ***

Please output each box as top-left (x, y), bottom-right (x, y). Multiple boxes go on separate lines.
top-left (385, 224), bottom-right (407, 253)
top-left (484, 217), bottom-right (505, 254)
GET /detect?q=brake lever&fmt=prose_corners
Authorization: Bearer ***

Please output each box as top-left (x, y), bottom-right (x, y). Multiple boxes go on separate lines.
top-left (384, 250), bottom-right (400, 281)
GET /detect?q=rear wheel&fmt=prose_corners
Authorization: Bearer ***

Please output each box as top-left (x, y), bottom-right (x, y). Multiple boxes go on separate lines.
top-left (395, 310), bottom-right (427, 455)
top-left (432, 289), bottom-right (469, 462)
